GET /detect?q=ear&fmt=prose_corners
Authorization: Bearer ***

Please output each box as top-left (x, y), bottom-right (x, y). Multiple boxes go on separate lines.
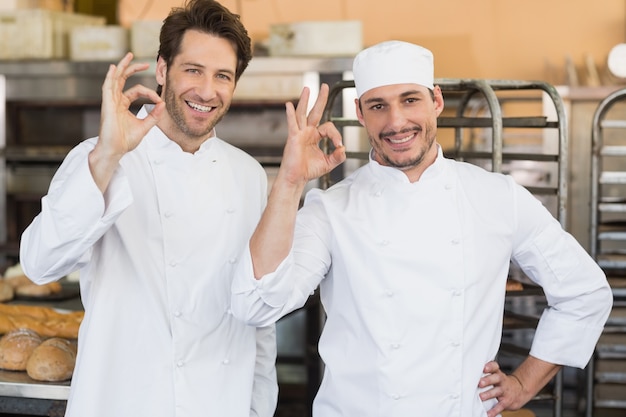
top-left (354, 98), bottom-right (365, 126)
top-left (433, 85), bottom-right (445, 116)
top-left (156, 56), bottom-right (167, 87)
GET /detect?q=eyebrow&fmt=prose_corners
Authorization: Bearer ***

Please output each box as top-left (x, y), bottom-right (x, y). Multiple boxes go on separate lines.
top-left (362, 89), bottom-right (424, 105)
top-left (180, 62), bottom-right (236, 77)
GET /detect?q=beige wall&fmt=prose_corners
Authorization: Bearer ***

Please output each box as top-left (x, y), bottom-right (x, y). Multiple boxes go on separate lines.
top-left (119, 0), bottom-right (625, 85)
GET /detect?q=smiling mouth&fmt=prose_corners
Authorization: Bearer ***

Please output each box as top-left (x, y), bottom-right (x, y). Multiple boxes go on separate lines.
top-left (187, 101), bottom-right (214, 113)
top-left (386, 132), bottom-right (415, 145)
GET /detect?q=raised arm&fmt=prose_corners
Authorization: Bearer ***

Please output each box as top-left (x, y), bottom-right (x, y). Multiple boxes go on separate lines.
top-left (88, 52), bottom-right (165, 193)
top-left (249, 83), bottom-right (346, 278)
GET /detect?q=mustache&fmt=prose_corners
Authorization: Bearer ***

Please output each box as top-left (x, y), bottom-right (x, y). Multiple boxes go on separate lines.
top-left (380, 126), bottom-right (422, 140)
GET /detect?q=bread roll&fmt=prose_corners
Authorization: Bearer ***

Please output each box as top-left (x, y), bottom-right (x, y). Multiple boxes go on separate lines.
top-left (26, 337), bottom-right (77, 382)
top-left (4, 274), bottom-right (33, 288)
top-left (0, 280), bottom-right (14, 302)
top-left (14, 281), bottom-right (62, 297)
top-left (4, 274), bottom-right (63, 298)
top-left (0, 328), bottom-right (43, 371)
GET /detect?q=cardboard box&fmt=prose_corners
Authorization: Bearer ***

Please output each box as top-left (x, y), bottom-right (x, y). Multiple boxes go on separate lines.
top-left (269, 20), bottom-right (362, 57)
top-left (131, 20), bottom-right (162, 59)
top-left (0, 10), bottom-right (105, 59)
top-left (70, 25), bottom-right (128, 61)
top-left (0, 0), bottom-right (73, 12)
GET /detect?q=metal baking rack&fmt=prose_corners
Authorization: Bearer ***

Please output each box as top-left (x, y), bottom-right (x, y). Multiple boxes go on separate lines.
top-left (588, 87), bottom-right (626, 416)
top-left (318, 78), bottom-right (569, 417)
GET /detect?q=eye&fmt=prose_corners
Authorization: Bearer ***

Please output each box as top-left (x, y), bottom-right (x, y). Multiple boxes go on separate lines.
top-left (369, 103), bottom-right (384, 111)
top-left (217, 73), bottom-right (233, 82)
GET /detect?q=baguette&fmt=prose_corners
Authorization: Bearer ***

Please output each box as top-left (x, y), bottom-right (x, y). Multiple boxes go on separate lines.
top-left (0, 304), bottom-right (83, 339)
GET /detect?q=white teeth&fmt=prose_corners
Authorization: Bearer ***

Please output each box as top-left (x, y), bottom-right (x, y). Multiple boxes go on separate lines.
top-left (389, 134), bottom-right (413, 144)
top-left (187, 101), bottom-right (212, 112)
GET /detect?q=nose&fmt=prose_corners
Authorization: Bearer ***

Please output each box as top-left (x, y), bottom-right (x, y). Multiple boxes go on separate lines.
top-left (387, 104), bottom-right (408, 130)
top-left (195, 76), bottom-right (218, 102)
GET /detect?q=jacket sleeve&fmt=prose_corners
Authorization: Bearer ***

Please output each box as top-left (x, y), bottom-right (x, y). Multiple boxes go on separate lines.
top-left (250, 324), bottom-right (278, 417)
top-left (231, 191), bottom-right (330, 327)
top-left (19, 140), bottom-right (133, 283)
top-left (512, 182), bottom-right (613, 368)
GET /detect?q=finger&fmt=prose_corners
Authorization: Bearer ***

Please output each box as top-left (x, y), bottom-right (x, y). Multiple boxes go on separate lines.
top-left (114, 52), bottom-right (134, 75)
top-left (486, 402), bottom-right (506, 417)
top-left (110, 52), bottom-right (135, 92)
top-left (145, 101), bottom-right (166, 122)
top-left (123, 84), bottom-right (163, 105)
top-left (479, 375), bottom-right (497, 390)
top-left (101, 63), bottom-right (117, 98)
top-left (122, 62), bottom-right (152, 80)
top-left (139, 102), bottom-right (166, 132)
top-left (327, 146), bottom-right (346, 168)
top-left (306, 83), bottom-right (330, 127)
top-left (479, 381), bottom-right (502, 400)
top-left (294, 87), bottom-right (311, 129)
top-left (285, 101), bottom-right (299, 136)
top-left (483, 360), bottom-right (500, 374)
top-left (479, 369), bottom-right (504, 389)
top-left (318, 122), bottom-right (343, 149)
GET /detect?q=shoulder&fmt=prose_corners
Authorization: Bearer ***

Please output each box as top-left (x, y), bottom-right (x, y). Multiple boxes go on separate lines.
top-left (447, 158), bottom-right (549, 222)
top-left (449, 158), bottom-right (517, 192)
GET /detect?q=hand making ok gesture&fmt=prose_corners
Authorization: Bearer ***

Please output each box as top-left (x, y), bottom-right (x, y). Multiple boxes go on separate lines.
top-left (279, 83), bottom-right (346, 187)
top-left (89, 52), bottom-right (166, 192)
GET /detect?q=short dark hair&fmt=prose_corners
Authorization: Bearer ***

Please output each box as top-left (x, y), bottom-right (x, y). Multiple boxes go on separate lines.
top-left (156, 0), bottom-right (252, 95)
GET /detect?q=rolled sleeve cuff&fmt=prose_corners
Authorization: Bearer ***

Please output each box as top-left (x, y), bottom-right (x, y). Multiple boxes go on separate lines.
top-left (530, 312), bottom-right (606, 369)
top-left (232, 247), bottom-right (296, 308)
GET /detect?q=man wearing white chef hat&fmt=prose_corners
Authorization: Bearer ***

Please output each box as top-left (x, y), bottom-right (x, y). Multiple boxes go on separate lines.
top-left (231, 40), bottom-right (612, 417)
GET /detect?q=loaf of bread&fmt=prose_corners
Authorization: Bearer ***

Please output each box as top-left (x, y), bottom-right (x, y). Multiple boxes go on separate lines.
top-left (506, 279), bottom-right (524, 292)
top-left (4, 274), bottom-right (32, 288)
top-left (0, 304), bottom-right (84, 339)
top-left (4, 274), bottom-right (62, 298)
top-left (26, 337), bottom-right (77, 382)
top-left (14, 281), bottom-right (62, 298)
top-left (0, 328), bottom-right (43, 371)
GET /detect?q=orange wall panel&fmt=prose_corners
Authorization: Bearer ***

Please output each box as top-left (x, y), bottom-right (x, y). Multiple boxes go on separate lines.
top-left (117, 0), bottom-right (626, 84)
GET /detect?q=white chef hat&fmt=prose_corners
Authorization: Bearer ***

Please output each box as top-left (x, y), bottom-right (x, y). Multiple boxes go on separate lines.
top-left (353, 40), bottom-right (434, 98)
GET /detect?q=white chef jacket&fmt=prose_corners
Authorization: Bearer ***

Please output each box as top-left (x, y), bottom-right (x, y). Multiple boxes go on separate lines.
top-left (231, 147), bottom-right (612, 417)
top-left (20, 106), bottom-right (278, 417)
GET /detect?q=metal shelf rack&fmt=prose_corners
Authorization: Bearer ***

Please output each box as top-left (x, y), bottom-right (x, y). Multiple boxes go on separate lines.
top-left (588, 87), bottom-right (626, 416)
